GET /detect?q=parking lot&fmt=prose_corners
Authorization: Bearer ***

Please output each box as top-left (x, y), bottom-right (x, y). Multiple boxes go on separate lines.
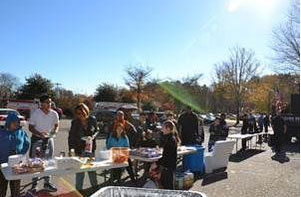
top-left (8, 119), bottom-right (300, 196)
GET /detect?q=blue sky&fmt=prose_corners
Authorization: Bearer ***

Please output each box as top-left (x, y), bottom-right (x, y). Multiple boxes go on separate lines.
top-left (0, 0), bottom-right (290, 95)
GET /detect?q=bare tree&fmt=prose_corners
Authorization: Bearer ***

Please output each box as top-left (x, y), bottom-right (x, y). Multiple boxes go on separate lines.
top-left (182, 73), bottom-right (203, 86)
top-left (124, 64), bottom-right (152, 111)
top-left (272, 0), bottom-right (300, 74)
top-left (0, 73), bottom-right (19, 100)
top-left (214, 47), bottom-right (260, 124)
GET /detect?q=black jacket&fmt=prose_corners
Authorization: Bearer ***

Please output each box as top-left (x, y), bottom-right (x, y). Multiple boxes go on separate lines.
top-left (68, 116), bottom-right (98, 156)
top-left (241, 119), bottom-right (249, 134)
top-left (271, 115), bottom-right (286, 138)
top-left (158, 133), bottom-right (177, 170)
top-left (138, 138), bottom-right (157, 148)
top-left (178, 112), bottom-right (199, 145)
top-left (209, 123), bottom-right (228, 142)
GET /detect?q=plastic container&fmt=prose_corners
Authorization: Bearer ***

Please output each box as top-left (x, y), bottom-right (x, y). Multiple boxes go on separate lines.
top-left (84, 137), bottom-right (93, 153)
top-left (96, 150), bottom-right (111, 160)
top-left (8, 155), bottom-right (26, 167)
top-left (175, 172), bottom-right (184, 190)
top-left (91, 186), bottom-right (207, 197)
top-left (183, 171), bottom-right (194, 190)
top-left (183, 145), bottom-right (204, 174)
top-left (111, 147), bottom-right (129, 164)
top-left (175, 171), bottom-right (194, 190)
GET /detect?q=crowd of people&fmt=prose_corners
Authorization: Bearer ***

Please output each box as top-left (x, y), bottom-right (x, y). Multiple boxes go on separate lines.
top-left (0, 93), bottom-right (291, 196)
top-left (240, 113), bottom-right (270, 152)
top-left (239, 112), bottom-right (289, 162)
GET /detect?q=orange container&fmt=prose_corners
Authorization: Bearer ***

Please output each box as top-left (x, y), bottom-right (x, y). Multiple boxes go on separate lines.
top-left (111, 147), bottom-right (129, 164)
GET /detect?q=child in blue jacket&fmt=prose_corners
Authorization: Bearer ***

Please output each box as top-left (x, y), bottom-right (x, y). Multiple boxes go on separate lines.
top-left (0, 113), bottom-right (29, 197)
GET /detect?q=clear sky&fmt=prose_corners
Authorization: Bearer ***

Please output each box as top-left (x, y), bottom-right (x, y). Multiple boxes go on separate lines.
top-left (0, 0), bottom-right (291, 95)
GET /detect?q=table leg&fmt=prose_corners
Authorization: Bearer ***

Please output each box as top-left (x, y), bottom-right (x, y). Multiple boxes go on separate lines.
top-left (11, 179), bottom-right (21, 197)
top-left (22, 177), bottom-right (45, 195)
top-left (248, 138), bottom-right (251, 149)
top-left (260, 134), bottom-right (262, 150)
top-left (236, 139), bottom-right (238, 153)
top-left (248, 139), bottom-right (249, 149)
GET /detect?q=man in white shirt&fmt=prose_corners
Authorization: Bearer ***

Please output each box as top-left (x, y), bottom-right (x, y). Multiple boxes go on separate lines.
top-left (28, 95), bottom-right (59, 193)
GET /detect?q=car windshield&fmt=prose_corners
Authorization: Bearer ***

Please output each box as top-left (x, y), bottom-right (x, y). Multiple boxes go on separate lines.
top-left (0, 110), bottom-right (19, 116)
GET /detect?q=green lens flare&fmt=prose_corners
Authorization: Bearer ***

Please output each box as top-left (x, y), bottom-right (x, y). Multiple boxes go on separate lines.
top-left (159, 82), bottom-right (204, 113)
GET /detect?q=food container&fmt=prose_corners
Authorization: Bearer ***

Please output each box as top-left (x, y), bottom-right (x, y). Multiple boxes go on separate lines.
top-left (84, 137), bottom-right (93, 153)
top-left (111, 147), bottom-right (129, 164)
top-left (12, 158), bottom-right (45, 174)
top-left (183, 171), bottom-right (194, 190)
top-left (91, 186), bottom-right (207, 197)
top-left (175, 172), bottom-right (184, 190)
top-left (96, 150), bottom-right (111, 160)
top-left (8, 155), bottom-right (26, 167)
top-left (55, 157), bottom-right (83, 169)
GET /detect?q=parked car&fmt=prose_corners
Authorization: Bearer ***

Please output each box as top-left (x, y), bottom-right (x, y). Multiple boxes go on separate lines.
top-left (0, 108), bottom-right (27, 128)
top-left (199, 114), bottom-right (216, 124)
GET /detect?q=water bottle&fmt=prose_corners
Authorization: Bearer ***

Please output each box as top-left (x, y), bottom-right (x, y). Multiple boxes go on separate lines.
top-left (35, 147), bottom-right (42, 158)
top-left (45, 148), bottom-right (50, 160)
top-left (69, 149), bottom-right (75, 157)
top-left (84, 137), bottom-right (93, 154)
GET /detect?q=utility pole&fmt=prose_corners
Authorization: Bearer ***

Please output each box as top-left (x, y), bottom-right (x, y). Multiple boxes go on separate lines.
top-left (54, 83), bottom-right (62, 98)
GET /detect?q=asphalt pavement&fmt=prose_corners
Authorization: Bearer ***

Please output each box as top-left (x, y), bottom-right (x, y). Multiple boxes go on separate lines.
top-left (6, 119), bottom-right (300, 197)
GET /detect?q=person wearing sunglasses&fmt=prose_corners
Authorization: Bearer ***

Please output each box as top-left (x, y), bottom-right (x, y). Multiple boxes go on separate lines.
top-left (68, 103), bottom-right (99, 192)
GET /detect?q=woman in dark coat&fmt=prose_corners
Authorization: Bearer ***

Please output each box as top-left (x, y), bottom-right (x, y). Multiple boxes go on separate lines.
top-left (68, 103), bottom-right (98, 191)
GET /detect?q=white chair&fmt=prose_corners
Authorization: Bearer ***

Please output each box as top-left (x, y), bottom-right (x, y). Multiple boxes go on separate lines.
top-left (204, 140), bottom-right (235, 174)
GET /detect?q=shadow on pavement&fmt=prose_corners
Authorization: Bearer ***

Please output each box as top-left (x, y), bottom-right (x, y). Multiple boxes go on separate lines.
top-left (78, 176), bottom-right (139, 196)
top-left (201, 171), bottom-right (228, 186)
top-left (282, 143), bottom-right (300, 153)
top-left (229, 149), bottom-right (265, 163)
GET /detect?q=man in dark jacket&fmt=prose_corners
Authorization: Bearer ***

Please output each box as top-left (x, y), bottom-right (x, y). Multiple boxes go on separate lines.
top-left (220, 113), bottom-right (229, 136)
top-left (178, 106), bottom-right (200, 145)
top-left (208, 117), bottom-right (228, 152)
top-left (271, 111), bottom-right (288, 161)
top-left (263, 113), bottom-right (270, 142)
top-left (248, 113), bottom-right (258, 134)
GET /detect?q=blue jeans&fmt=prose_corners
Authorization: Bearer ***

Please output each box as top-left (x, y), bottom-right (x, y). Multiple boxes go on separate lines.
top-left (31, 138), bottom-right (54, 187)
top-left (76, 171), bottom-right (98, 190)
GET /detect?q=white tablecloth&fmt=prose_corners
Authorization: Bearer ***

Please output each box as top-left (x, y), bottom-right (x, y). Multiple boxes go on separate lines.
top-left (1, 159), bottom-right (128, 181)
top-left (129, 146), bottom-right (197, 162)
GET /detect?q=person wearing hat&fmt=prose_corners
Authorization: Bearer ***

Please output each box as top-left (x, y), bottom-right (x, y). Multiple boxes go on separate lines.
top-left (0, 113), bottom-right (29, 197)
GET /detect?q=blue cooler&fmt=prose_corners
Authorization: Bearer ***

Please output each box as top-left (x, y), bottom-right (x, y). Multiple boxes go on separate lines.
top-left (183, 145), bottom-right (204, 174)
